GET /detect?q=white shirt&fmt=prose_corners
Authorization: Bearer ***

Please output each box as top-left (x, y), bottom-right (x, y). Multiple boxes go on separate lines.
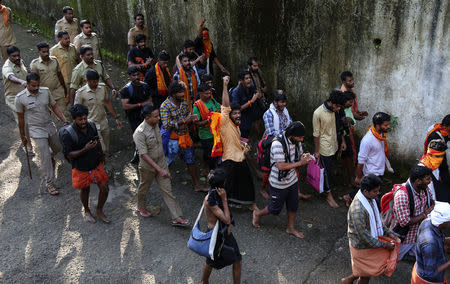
top-left (358, 130), bottom-right (386, 176)
top-left (269, 138), bottom-right (303, 189)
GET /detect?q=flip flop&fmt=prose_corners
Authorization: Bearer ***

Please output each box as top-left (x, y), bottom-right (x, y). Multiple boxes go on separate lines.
top-left (46, 184), bottom-right (59, 195)
top-left (170, 217), bottom-right (190, 227)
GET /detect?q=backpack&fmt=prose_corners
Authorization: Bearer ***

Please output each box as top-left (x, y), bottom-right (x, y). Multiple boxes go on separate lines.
top-left (380, 182), bottom-right (431, 240)
top-left (126, 81), bottom-right (148, 99)
top-left (58, 122), bottom-right (96, 161)
top-left (257, 134), bottom-right (298, 174)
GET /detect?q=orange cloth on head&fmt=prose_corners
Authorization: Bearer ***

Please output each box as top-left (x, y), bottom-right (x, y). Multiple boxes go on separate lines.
top-left (72, 163), bottom-right (108, 189)
top-left (420, 148), bottom-right (446, 170)
top-left (411, 263), bottom-right (448, 284)
top-left (155, 63), bottom-right (172, 96)
top-left (367, 125), bottom-right (389, 156)
top-left (210, 112), bottom-right (223, 157)
top-left (178, 67), bottom-right (198, 112)
top-left (424, 123), bottom-right (449, 155)
top-left (202, 30), bottom-right (212, 58)
top-left (350, 236), bottom-right (400, 278)
top-left (0, 5), bottom-right (9, 27)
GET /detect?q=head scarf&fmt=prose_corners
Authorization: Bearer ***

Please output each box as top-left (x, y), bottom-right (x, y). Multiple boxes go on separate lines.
top-left (420, 147), bottom-right (446, 170)
top-left (424, 123), bottom-right (449, 154)
top-left (430, 201), bottom-right (450, 227)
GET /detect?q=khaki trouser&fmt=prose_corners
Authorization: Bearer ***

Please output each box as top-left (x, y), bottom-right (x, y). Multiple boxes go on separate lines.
top-left (137, 165), bottom-right (182, 219)
top-left (99, 126), bottom-right (110, 157)
top-left (32, 133), bottom-right (61, 187)
top-left (5, 95), bottom-right (31, 149)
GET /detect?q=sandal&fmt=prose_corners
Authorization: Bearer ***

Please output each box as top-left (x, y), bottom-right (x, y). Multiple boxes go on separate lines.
top-left (46, 184), bottom-right (59, 195)
top-left (136, 209), bottom-right (151, 217)
top-left (136, 205), bottom-right (161, 217)
top-left (171, 217), bottom-right (190, 227)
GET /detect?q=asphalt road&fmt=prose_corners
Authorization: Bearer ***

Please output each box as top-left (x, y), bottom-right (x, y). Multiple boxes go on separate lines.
top-left (0, 23), bottom-right (434, 283)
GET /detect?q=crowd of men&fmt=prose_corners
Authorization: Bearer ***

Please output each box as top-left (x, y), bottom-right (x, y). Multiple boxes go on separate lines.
top-left (1, 3), bottom-right (450, 283)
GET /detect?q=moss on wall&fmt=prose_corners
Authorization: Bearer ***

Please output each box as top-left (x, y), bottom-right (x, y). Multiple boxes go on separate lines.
top-left (6, 0), bottom-right (449, 161)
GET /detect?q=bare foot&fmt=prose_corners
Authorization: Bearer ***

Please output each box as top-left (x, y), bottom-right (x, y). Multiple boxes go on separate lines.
top-left (260, 189), bottom-right (270, 200)
top-left (298, 192), bottom-right (311, 200)
top-left (341, 275), bottom-right (357, 283)
top-left (194, 184), bottom-right (209, 192)
top-left (248, 203), bottom-right (259, 211)
top-left (326, 193), bottom-right (340, 208)
top-left (96, 210), bottom-right (111, 223)
top-left (252, 210), bottom-right (260, 228)
top-left (343, 194), bottom-right (352, 207)
top-left (286, 228), bottom-right (304, 239)
top-left (84, 212), bottom-right (96, 223)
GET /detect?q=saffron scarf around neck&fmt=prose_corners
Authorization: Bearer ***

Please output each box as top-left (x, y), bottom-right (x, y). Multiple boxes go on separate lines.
top-left (179, 67), bottom-right (198, 112)
top-left (367, 125), bottom-right (389, 156)
top-left (424, 123), bottom-right (449, 155)
top-left (0, 5), bottom-right (9, 27)
top-left (155, 63), bottom-right (172, 96)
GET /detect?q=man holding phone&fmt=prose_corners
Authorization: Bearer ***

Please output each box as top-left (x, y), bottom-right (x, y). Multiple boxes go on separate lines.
top-left (60, 104), bottom-right (111, 223)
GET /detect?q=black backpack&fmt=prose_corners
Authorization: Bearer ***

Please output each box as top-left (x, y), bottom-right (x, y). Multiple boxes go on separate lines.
top-left (58, 122), bottom-right (96, 161)
top-left (392, 183), bottom-right (431, 241)
top-left (257, 134), bottom-right (299, 175)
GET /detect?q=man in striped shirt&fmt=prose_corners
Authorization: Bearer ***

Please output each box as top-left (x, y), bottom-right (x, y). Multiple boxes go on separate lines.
top-left (252, 121), bottom-right (313, 238)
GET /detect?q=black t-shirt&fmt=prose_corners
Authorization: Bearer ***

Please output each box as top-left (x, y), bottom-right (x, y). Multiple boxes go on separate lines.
top-left (144, 66), bottom-right (171, 97)
top-left (120, 82), bottom-right (151, 119)
top-left (61, 123), bottom-right (103, 171)
top-left (207, 188), bottom-right (235, 225)
top-left (127, 47), bottom-right (154, 65)
top-left (194, 36), bottom-right (217, 74)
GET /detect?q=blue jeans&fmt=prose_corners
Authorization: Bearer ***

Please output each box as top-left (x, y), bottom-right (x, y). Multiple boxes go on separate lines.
top-left (166, 139), bottom-right (195, 165)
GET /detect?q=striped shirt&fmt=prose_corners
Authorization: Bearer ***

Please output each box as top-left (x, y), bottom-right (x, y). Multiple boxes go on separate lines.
top-left (269, 139), bottom-right (302, 189)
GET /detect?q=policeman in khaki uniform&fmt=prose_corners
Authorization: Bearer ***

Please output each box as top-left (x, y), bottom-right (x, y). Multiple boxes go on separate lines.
top-left (15, 73), bottom-right (68, 195)
top-left (132, 105), bottom-right (189, 226)
top-left (50, 31), bottom-right (79, 95)
top-left (1, 46), bottom-right (34, 153)
top-left (54, 6), bottom-right (79, 43)
top-left (30, 42), bottom-right (69, 118)
top-left (127, 13), bottom-right (150, 49)
top-left (0, 0), bottom-right (16, 62)
top-left (73, 20), bottom-right (102, 60)
top-left (69, 45), bottom-right (117, 105)
top-left (74, 70), bottom-right (122, 158)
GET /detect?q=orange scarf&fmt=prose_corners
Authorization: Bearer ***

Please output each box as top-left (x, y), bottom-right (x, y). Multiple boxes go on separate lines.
top-left (424, 123), bottom-right (449, 154)
top-left (202, 30), bottom-right (212, 58)
top-left (0, 5), bottom-right (9, 27)
top-left (194, 98), bottom-right (219, 126)
top-left (178, 67), bottom-right (198, 112)
top-left (367, 125), bottom-right (389, 156)
top-left (155, 63), bottom-right (172, 96)
top-left (420, 148), bottom-right (446, 170)
top-left (210, 112), bottom-right (223, 157)
top-left (194, 99), bottom-right (211, 124)
top-left (169, 132), bottom-right (193, 149)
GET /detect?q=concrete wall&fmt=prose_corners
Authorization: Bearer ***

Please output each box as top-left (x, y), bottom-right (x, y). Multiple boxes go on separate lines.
top-left (8, 0), bottom-right (449, 160)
